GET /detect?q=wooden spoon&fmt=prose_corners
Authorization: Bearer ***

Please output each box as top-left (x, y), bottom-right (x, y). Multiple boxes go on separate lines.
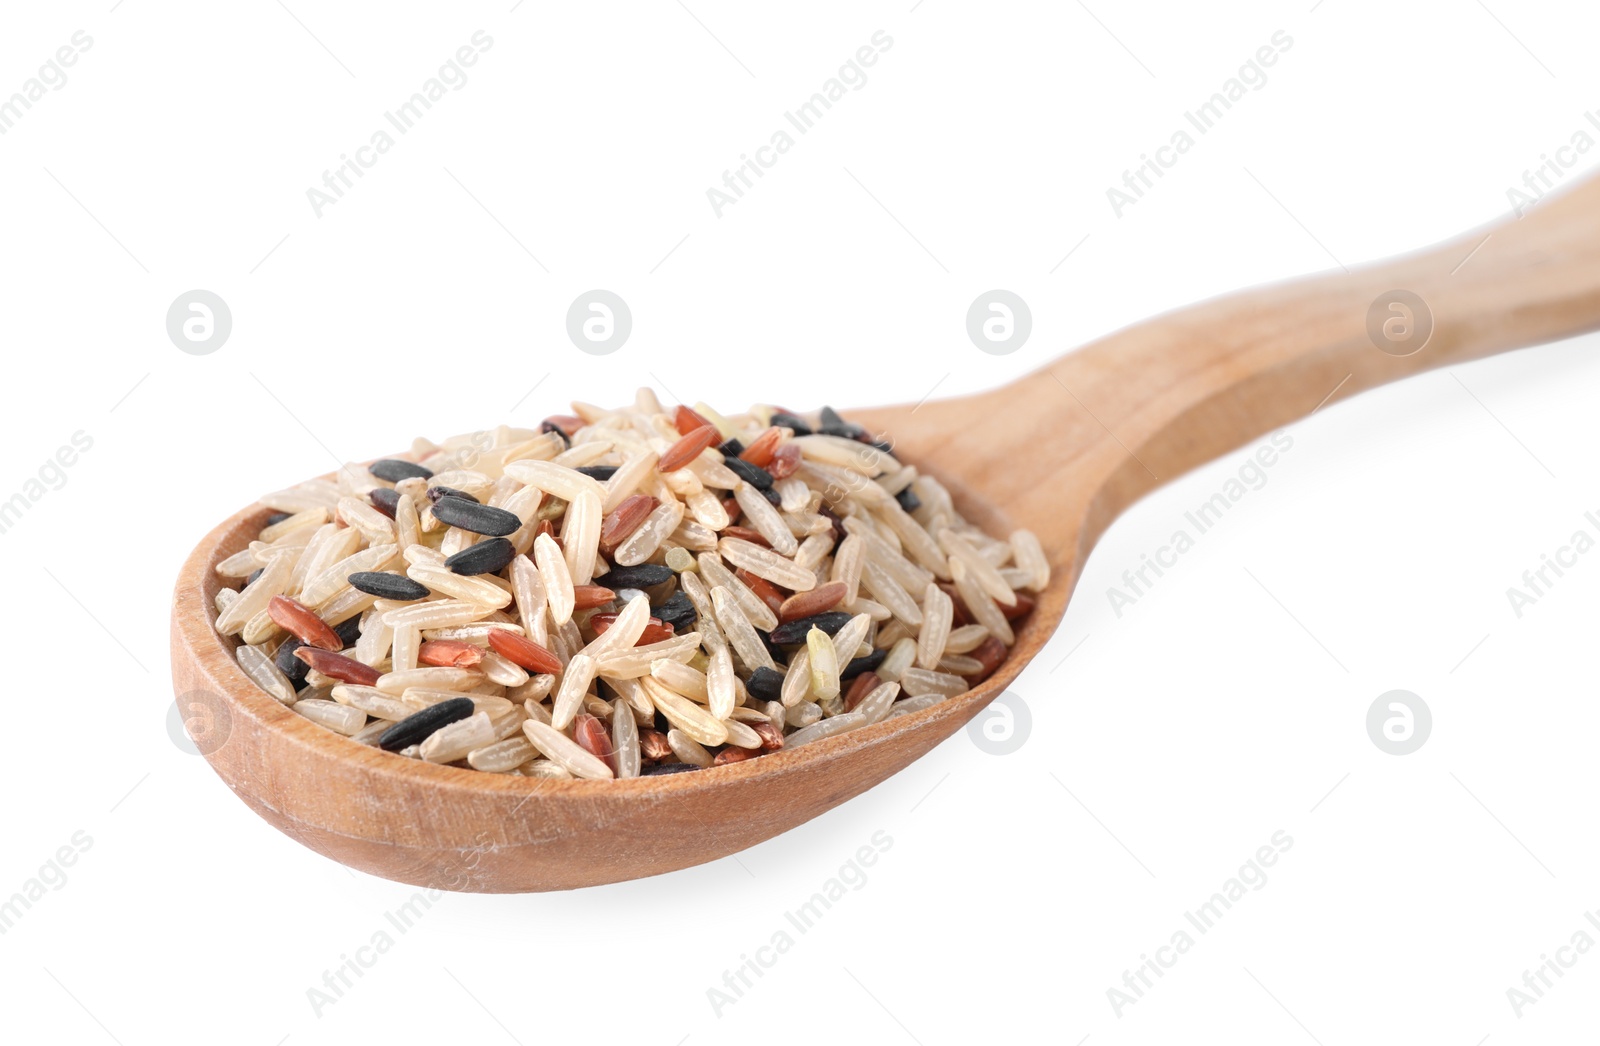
top-left (171, 177), bottom-right (1600, 892)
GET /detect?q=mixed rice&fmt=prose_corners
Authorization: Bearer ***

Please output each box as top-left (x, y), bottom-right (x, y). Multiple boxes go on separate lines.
top-left (211, 391), bottom-right (1049, 780)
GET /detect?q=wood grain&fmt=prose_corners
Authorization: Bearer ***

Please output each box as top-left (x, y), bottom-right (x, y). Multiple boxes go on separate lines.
top-left (170, 175), bottom-right (1600, 892)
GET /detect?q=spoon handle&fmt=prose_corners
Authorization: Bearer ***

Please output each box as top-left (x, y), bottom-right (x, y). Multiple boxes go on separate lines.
top-left (1011, 175), bottom-right (1600, 553)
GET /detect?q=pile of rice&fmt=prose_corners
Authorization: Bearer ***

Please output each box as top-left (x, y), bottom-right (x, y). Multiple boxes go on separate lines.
top-left (211, 390), bottom-right (1048, 779)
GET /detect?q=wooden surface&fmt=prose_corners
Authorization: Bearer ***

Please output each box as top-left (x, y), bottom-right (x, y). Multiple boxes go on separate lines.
top-left (170, 176), bottom-right (1600, 892)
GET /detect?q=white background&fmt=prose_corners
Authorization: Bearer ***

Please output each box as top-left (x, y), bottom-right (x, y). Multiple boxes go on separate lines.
top-left (2, 0), bottom-right (1598, 1042)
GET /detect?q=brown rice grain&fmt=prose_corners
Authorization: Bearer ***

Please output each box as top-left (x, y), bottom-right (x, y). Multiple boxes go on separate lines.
top-left (420, 712), bottom-right (495, 763)
top-left (534, 532), bottom-right (576, 626)
top-left (793, 531), bottom-right (834, 573)
top-left (294, 699), bottom-right (367, 736)
top-left (785, 709), bottom-right (867, 747)
top-left (785, 700), bottom-right (822, 728)
top-left (467, 735), bottom-right (538, 773)
top-left (560, 489), bottom-right (603, 585)
top-left (717, 536), bottom-right (815, 592)
top-left (337, 496), bottom-right (397, 545)
top-left (916, 582), bottom-right (954, 670)
top-left (302, 543), bottom-right (399, 606)
top-left (504, 458), bottom-right (609, 507)
top-left (551, 653), bottom-right (597, 730)
top-left (698, 553), bottom-right (780, 630)
top-left (381, 599), bottom-right (494, 630)
top-left (711, 587), bottom-right (777, 673)
top-left (877, 636), bottom-right (918, 682)
top-left (331, 684), bottom-right (414, 720)
top-left (949, 557), bottom-right (1015, 644)
top-left (478, 650), bottom-right (529, 687)
top-left (509, 554), bottom-right (550, 644)
top-left (650, 659), bottom-right (709, 703)
top-left (733, 483), bottom-right (798, 556)
top-left (943, 624), bottom-right (990, 654)
top-left (829, 533), bottom-right (866, 605)
top-left (900, 667), bottom-right (970, 698)
top-left (407, 563), bottom-right (513, 610)
top-left (509, 673), bottom-right (556, 705)
top-left (376, 666), bottom-right (484, 695)
top-left (860, 560), bottom-right (922, 628)
top-left (667, 728), bottom-right (712, 766)
top-left (792, 434), bottom-right (897, 474)
top-left (721, 717), bottom-right (763, 749)
top-left (215, 553), bottom-right (293, 635)
top-left (686, 488), bottom-right (730, 530)
top-left (579, 592), bottom-right (651, 659)
top-left (706, 644), bottom-right (736, 720)
top-left (259, 507), bottom-right (328, 543)
top-left (237, 645), bottom-right (296, 704)
top-left (938, 528), bottom-right (1017, 607)
top-left (938, 653), bottom-right (985, 675)
top-left (806, 626), bottom-right (841, 701)
top-left (854, 680), bottom-right (901, 723)
top-left (781, 647), bottom-right (812, 708)
top-left (643, 678), bottom-right (729, 746)
top-left (592, 633), bottom-right (700, 677)
top-left (611, 696), bottom-right (642, 777)
top-left (598, 451), bottom-right (659, 512)
top-left (614, 498), bottom-right (685, 567)
top-left (886, 693), bottom-right (946, 719)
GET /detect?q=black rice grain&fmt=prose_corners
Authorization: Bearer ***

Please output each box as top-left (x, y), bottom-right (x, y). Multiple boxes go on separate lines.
top-left (818, 406), bottom-right (866, 440)
top-left (369, 459), bottom-right (433, 483)
top-left (841, 648), bottom-right (888, 680)
top-left (641, 762), bottom-right (701, 776)
top-left (770, 411), bottom-right (812, 436)
top-left (427, 485), bottom-right (479, 505)
top-left (540, 419), bottom-right (572, 448)
top-left (444, 537), bottom-right (516, 576)
top-left (265, 512), bottom-right (290, 526)
top-left (245, 568), bottom-right (263, 587)
top-left (717, 438), bottom-right (745, 458)
top-left (379, 697), bottom-right (475, 752)
top-left (369, 487), bottom-right (401, 519)
top-left (347, 571), bottom-right (431, 601)
top-left (769, 611), bottom-right (854, 645)
top-left (576, 465), bottom-right (617, 481)
top-left (819, 506), bottom-right (847, 543)
top-left (653, 591), bottom-right (697, 632)
top-left (761, 487), bottom-right (782, 506)
top-left (895, 486), bottom-right (922, 513)
top-left (724, 458), bottom-right (773, 490)
top-left (758, 629), bottom-right (787, 664)
top-left (275, 636), bottom-right (310, 687)
top-left (745, 666), bottom-right (785, 702)
top-left (334, 615), bottom-right (363, 648)
top-left (602, 563), bottom-right (674, 589)
top-left (431, 496), bottom-right (522, 537)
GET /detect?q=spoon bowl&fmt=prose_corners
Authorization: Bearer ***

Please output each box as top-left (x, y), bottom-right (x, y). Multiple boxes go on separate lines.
top-left (171, 175), bottom-right (1600, 891)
